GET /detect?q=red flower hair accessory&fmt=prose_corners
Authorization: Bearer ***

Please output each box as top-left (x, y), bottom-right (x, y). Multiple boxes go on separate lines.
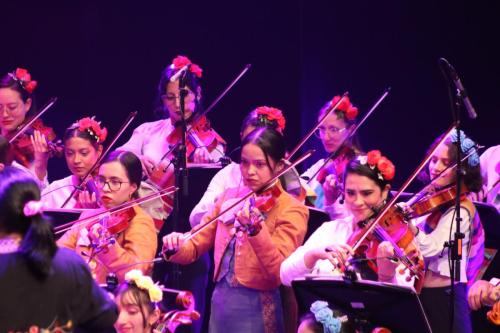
top-left (330, 95), bottom-right (358, 121)
top-left (254, 106), bottom-right (286, 133)
top-left (71, 117), bottom-right (108, 143)
top-left (359, 150), bottom-right (396, 181)
top-left (170, 55), bottom-right (203, 78)
top-left (8, 68), bottom-right (38, 93)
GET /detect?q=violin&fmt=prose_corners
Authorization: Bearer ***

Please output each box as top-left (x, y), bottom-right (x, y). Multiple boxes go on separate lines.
top-left (54, 185), bottom-right (177, 236)
top-left (166, 114), bottom-right (226, 162)
top-left (346, 204), bottom-right (425, 291)
top-left (86, 207), bottom-right (136, 252)
top-left (487, 300), bottom-right (500, 325)
top-left (409, 183), bottom-right (468, 218)
top-left (161, 150), bottom-right (314, 257)
top-left (8, 118), bottom-right (63, 168)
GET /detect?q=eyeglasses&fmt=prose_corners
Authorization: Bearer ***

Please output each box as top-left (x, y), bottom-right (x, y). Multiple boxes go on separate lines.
top-left (314, 125), bottom-right (347, 138)
top-left (0, 103), bottom-right (22, 114)
top-left (95, 176), bottom-right (129, 192)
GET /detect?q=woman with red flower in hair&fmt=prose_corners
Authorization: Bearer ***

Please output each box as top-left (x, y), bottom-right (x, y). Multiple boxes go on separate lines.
top-left (281, 150), bottom-right (413, 288)
top-left (0, 68), bottom-right (58, 185)
top-left (41, 117), bottom-right (107, 208)
top-left (190, 106), bottom-right (287, 226)
top-left (119, 55), bottom-right (226, 191)
top-left (301, 95), bottom-right (362, 220)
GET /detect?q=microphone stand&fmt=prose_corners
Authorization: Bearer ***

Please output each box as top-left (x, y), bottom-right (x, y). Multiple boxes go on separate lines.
top-left (441, 61), bottom-right (466, 333)
top-left (170, 71), bottom-right (190, 289)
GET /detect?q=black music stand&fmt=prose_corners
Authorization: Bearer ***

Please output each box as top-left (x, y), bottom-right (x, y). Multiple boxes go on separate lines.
top-left (292, 276), bottom-right (432, 333)
top-left (43, 208), bottom-right (86, 239)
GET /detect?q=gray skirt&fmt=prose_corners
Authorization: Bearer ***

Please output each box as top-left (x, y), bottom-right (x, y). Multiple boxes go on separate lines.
top-left (209, 279), bottom-right (284, 333)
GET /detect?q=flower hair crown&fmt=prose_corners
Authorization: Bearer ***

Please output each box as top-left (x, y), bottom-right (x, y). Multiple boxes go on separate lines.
top-left (170, 55), bottom-right (203, 78)
top-left (124, 269), bottom-right (163, 303)
top-left (69, 117), bottom-right (108, 143)
top-left (357, 150), bottom-right (396, 181)
top-left (254, 106), bottom-right (286, 133)
top-left (310, 301), bottom-right (347, 333)
top-left (8, 68), bottom-right (38, 94)
top-left (330, 95), bottom-right (358, 121)
top-left (450, 130), bottom-right (480, 167)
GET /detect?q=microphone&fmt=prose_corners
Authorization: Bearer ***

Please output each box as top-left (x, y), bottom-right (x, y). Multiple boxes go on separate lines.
top-left (170, 64), bottom-right (190, 82)
top-left (439, 58), bottom-right (477, 119)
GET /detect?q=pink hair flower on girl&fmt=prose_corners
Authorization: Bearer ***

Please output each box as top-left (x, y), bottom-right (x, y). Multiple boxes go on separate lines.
top-left (330, 95), bottom-right (358, 121)
top-left (9, 67), bottom-right (38, 93)
top-left (171, 55), bottom-right (203, 78)
top-left (254, 106), bottom-right (286, 133)
top-left (76, 117), bottom-right (108, 143)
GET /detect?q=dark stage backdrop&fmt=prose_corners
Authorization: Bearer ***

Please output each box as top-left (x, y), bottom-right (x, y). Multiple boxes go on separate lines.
top-left (3, 1), bottom-right (498, 192)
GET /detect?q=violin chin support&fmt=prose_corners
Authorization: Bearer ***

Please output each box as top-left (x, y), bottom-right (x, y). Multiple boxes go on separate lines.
top-left (342, 265), bottom-right (359, 284)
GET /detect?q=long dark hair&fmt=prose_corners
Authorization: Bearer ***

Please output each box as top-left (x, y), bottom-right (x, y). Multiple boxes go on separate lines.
top-left (419, 132), bottom-right (483, 193)
top-left (0, 167), bottom-right (57, 279)
top-left (241, 128), bottom-right (286, 172)
top-left (102, 151), bottom-right (142, 198)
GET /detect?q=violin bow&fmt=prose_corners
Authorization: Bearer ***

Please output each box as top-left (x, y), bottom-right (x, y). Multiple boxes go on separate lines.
top-left (54, 185), bottom-right (178, 235)
top-left (350, 124), bottom-right (457, 251)
top-left (60, 111), bottom-right (138, 208)
top-left (162, 149), bottom-right (314, 254)
top-left (406, 143), bottom-right (484, 206)
top-left (156, 64), bottom-right (251, 165)
top-left (9, 97), bottom-right (58, 143)
top-left (287, 92), bottom-right (349, 160)
top-left (306, 87), bottom-right (391, 184)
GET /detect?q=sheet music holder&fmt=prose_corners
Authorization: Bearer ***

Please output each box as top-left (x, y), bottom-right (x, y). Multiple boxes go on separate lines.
top-left (292, 276), bottom-right (432, 333)
top-left (43, 208), bottom-right (88, 239)
top-left (306, 207), bottom-right (331, 241)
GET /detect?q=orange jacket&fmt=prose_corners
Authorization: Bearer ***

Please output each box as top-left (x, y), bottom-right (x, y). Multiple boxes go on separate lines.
top-left (57, 205), bottom-right (157, 284)
top-left (169, 185), bottom-right (308, 291)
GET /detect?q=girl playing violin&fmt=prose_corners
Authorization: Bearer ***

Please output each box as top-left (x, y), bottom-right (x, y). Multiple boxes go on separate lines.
top-left (163, 128), bottom-right (308, 333)
top-left (119, 55), bottom-right (226, 189)
top-left (281, 150), bottom-right (413, 287)
top-left (406, 130), bottom-right (484, 333)
top-left (57, 150), bottom-right (157, 284)
top-left (0, 68), bottom-right (57, 184)
top-left (0, 167), bottom-right (117, 332)
top-left (301, 95), bottom-right (361, 219)
top-left (42, 117), bottom-right (106, 208)
top-left (189, 106), bottom-right (286, 227)
top-left (114, 269), bottom-right (163, 333)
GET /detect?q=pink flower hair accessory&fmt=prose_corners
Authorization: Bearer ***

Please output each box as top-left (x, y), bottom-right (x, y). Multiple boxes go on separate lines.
top-left (170, 55), bottom-right (203, 78)
top-left (70, 117), bottom-right (108, 143)
top-left (358, 150), bottom-right (396, 181)
top-left (330, 95), bottom-right (358, 121)
top-left (8, 68), bottom-right (38, 93)
top-left (254, 106), bottom-right (286, 133)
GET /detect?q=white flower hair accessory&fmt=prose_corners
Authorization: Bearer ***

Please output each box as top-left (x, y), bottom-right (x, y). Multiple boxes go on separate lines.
top-left (124, 269), bottom-right (163, 303)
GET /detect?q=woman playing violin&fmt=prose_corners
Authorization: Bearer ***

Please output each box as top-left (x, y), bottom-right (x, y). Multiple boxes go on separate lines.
top-left (163, 128), bottom-right (308, 333)
top-left (0, 68), bottom-right (56, 184)
top-left (406, 130), bottom-right (484, 333)
top-left (189, 106), bottom-right (286, 227)
top-left (301, 95), bottom-right (361, 219)
top-left (42, 117), bottom-right (106, 208)
top-left (119, 55), bottom-right (226, 190)
top-left (57, 150), bottom-right (157, 284)
top-left (0, 167), bottom-right (117, 332)
top-left (281, 150), bottom-right (413, 287)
